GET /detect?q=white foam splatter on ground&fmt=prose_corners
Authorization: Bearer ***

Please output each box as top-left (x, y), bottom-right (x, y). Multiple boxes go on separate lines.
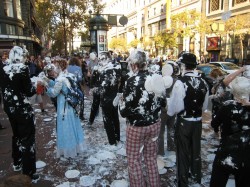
top-left (1, 94), bottom-right (238, 186)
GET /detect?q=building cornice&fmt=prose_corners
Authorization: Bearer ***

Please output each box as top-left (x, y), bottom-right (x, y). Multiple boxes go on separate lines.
top-left (0, 17), bottom-right (25, 28)
top-left (0, 34), bottom-right (41, 44)
top-left (171, 0), bottom-right (200, 12)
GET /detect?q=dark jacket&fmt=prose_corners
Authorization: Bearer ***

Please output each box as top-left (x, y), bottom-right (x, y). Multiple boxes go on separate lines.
top-left (178, 74), bottom-right (208, 118)
top-left (211, 100), bottom-right (250, 168)
top-left (99, 62), bottom-right (121, 106)
top-left (1, 63), bottom-right (36, 116)
top-left (90, 65), bottom-right (101, 89)
top-left (119, 70), bottom-right (165, 127)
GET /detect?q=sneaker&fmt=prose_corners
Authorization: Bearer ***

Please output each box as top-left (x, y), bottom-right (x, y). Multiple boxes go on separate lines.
top-left (13, 164), bottom-right (22, 172)
top-left (31, 174), bottom-right (40, 183)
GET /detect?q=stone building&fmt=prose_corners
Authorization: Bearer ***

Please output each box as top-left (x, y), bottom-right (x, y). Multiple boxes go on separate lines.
top-left (103, 0), bottom-right (250, 63)
top-left (0, 0), bottom-right (42, 57)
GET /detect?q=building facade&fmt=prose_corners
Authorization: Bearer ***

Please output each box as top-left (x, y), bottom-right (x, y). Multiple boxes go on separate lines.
top-left (103, 0), bottom-right (167, 56)
top-left (205, 0), bottom-right (250, 63)
top-left (103, 0), bottom-right (250, 62)
top-left (0, 0), bottom-right (42, 57)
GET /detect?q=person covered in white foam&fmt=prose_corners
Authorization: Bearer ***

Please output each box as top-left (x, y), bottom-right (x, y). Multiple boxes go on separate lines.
top-left (168, 52), bottom-right (209, 187)
top-left (0, 46), bottom-right (40, 182)
top-left (42, 59), bottom-right (86, 158)
top-left (210, 76), bottom-right (250, 187)
top-left (158, 61), bottom-right (180, 155)
top-left (119, 49), bottom-right (172, 187)
top-left (97, 51), bottom-right (122, 146)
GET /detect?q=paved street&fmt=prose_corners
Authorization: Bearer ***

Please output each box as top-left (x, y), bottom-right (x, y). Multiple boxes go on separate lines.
top-left (0, 88), bottom-right (219, 187)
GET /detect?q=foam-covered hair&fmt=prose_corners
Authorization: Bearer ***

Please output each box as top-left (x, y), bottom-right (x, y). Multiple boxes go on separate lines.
top-left (230, 76), bottom-right (250, 100)
top-left (44, 56), bottom-right (51, 64)
top-left (43, 63), bottom-right (56, 76)
top-left (8, 46), bottom-right (29, 64)
top-left (89, 52), bottom-right (97, 60)
top-left (126, 49), bottom-right (148, 67)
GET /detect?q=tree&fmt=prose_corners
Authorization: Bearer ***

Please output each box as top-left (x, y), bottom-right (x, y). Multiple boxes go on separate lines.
top-left (108, 37), bottom-right (127, 52)
top-left (128, 39), bottom-right (140, 49)
top-left (51, 28), bottom-right (64, 54)
top-left (35, 0), bottom-right (105, 55)
top-left (170, 10), bottom-right (213, 55)
top-left (224, 13), bottom-right (250, 60)
top-left (153, 31), bottom-right (177, 55)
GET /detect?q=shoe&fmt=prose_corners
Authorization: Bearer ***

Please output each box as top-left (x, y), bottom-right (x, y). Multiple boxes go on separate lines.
top-left (13, 164), bottom-right (22, 172)
top-left (107, 143), bottom-right (123, 151)
top-left (116, 141), bottom-right (123, 150)
top-left (31, 174), bottom-right (40, 183)
top-left (107, 145), bottom-right (118, 151)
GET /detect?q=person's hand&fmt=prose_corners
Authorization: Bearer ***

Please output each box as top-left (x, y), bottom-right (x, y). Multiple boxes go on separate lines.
top-left (113, 93), bottom-right (123, 107)
top-left (42, 76), bottom-right (49, 83)
top-left (37, 81), bottom-right (43, 86)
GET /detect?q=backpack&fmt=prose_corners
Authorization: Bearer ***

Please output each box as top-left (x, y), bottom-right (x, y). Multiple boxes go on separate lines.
top-left (62, 76), bottom-right (84, 119)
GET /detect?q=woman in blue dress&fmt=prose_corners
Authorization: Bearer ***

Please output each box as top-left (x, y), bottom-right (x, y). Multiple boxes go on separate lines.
top-left (44, 59), bottom-right (85, 158)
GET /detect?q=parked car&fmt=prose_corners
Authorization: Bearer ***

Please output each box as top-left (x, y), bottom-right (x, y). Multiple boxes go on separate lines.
top-left (196, 64), bottom-right (227, 94)
top-left (209, 62), bottom-right (240, 74)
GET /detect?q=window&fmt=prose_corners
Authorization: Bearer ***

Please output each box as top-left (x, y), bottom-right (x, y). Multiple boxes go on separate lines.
top-left (4, 0), bottom-right (14, 17)
top-left (154, 8), bottom-right (156, 16)
top-left (6, 24), bottom-right (15, 35)
top-left (141, 26), bottom-right (145, 36)
top-left (148, 10), bottom-right (150, 18)
top-left (17, 27), bottom-right (23, 35)
top-left (159, 20), bottom-right (166, 31)
top-left (208, 0), bottom-right (224, 13)
top-left (16, 0), bottom-right (22, 19)
top-left (232, 0), bottom-right (247, 6)
top-left (161, 4), bottom-right (164, 13)
top-left (148, 25), bottom-right (152, 36)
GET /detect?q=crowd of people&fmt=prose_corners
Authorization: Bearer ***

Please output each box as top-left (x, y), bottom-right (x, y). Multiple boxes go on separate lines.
top-left (0, 45), bottom-right (250, 187)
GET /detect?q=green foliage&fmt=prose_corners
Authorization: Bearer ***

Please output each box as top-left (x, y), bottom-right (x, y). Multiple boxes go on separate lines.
top-left (225, 13), bottom-right (250, 36)
top-left (51, 28), bottom-right (64, 53)
top-left (109, 37), bottom-right (127, 51)
top-left (128, 39), bottom-right (140, 48)
top-left (154, 31), bottom-right (176, 48)
top-left (171, 10), bottom-right (212, 37)
top-left (36, 0), bottom-right (104, 52)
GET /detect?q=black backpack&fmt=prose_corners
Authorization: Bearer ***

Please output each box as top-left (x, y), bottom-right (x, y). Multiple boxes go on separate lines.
top-left (62, 76), bottom-right (84, 119)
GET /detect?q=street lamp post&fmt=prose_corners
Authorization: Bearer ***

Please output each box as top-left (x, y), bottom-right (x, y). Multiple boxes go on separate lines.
top-left (61, 7), bottom-right (67, 55)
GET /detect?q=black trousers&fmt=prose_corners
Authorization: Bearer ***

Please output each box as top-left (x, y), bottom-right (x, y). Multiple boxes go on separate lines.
top-left (158, 107), bottom-right (176, 155)
top-left (210, 148), bottom-right (250, 187)
top-left (101, 99), bottom-right (120, 145)
top-left (8, 112), bottom-right (36, 177)
top-left (89, 92), bottom-right (100, 124)
top-left (175, 117), bottom-right (202, 187)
